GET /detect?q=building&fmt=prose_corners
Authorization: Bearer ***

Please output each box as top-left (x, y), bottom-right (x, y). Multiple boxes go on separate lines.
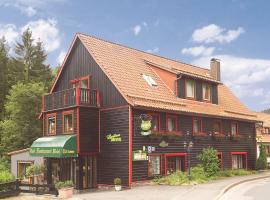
top-left (8, 148), bottom-right (44, 181)
top-left (30, 33), bottom-right (258, 190)
top-left (256, 112), bottom-right (270, 167)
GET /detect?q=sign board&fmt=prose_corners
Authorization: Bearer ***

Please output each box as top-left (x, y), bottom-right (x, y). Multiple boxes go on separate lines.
top-left (132, 150), bottom-right (148, 161)
top-left (30, 147), bottom-right (77, 158)
top-left (106, 134), bottom-right (122, 142)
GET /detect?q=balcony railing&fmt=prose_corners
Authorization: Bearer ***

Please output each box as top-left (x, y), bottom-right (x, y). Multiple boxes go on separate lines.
top-left (43, 88), bottom-right (100, 111)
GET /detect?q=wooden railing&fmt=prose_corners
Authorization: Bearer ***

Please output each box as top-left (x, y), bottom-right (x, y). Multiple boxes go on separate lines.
top-left (43, 88), bottom-right (100, 111)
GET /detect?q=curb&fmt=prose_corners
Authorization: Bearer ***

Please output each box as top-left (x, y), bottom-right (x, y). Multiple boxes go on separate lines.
top-left (215, 173), bottom-right (270, 200)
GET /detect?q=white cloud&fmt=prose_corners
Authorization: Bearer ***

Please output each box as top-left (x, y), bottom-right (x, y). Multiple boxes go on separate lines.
top-left (21, 6), bottom-right (37, 17)
top-left (0, 24), bottom-right (19, 45)
top-left (192, 24), bottom-right (245, 44)
top-left (192, 55), bottom-right (270, 106)
top-left (146, 47), bottom-right (159, 54)
top-left (0, 0), bottom-right (66, 17)
top-left (133, 25), bottom-right (141, 36)
top-left (181, 46), bottom-right (215, 57)
top-left (21, 18), bottom-right (60, 52)
top-left (143, 22), bottom-right (148, 27)
top-left (57, 50), bottom-right (66, 65)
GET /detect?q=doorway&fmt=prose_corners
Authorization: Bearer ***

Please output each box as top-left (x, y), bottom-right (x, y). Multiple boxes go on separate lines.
top-left (82, 156), bottom-right (97, 189)
top-left (165, 153), bottom-right (186, 175)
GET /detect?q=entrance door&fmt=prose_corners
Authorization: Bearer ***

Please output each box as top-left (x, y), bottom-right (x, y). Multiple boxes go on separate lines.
top-left (82, 156), bottom-right (96, 189)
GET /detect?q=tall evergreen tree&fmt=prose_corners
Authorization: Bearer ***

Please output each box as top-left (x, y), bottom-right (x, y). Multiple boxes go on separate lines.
top-left (0, 37), bottom-right (9, 121)
top-left (0, 82), bottom-right (45, 152)
top-left (15, 28), bottom-right (52, 89)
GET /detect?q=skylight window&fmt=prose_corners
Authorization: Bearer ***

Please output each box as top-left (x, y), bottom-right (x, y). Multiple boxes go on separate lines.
top-left (142, 74), bottom-right (157, 87)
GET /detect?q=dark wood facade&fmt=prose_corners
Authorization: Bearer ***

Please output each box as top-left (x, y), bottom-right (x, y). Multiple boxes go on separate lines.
top-left (41, 36), bottom-right (257, 190)
top-left (132, 109), bottom-right (256, 181)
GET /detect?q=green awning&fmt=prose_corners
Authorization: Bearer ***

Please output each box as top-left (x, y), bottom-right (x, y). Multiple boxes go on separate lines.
top-left (30, 135), bottom-right (77, 158)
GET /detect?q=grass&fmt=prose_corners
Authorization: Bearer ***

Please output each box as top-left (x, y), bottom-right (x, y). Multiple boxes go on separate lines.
top-left (153, 165), bottom-right (257, 185)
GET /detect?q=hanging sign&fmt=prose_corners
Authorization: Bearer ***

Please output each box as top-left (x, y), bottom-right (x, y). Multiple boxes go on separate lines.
top-left (132, 150), bottom-right (148, 161)
top-left (140, 114), bottom-right (152, 136)
top-left (159, 140), bottom-right (169, 148)
top-left (106, 134), bottom-right (122, 142)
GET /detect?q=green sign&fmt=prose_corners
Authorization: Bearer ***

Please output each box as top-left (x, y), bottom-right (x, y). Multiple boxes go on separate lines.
top-left (30, 147), bottom-right (77, 158)
top-left (30, 135), bottom-right (77, 158)
top-left (107, 134), bottom-right (122, 142)
top-left (132, 150), bottom-right (148, 161)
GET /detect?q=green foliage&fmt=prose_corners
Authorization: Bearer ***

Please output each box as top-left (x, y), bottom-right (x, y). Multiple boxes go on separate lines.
top-left (197, 147), bottom-right (220, 176)
top-left (0, 37), bottom-right (9, 121)
top-left (262, 109), bottom-right (270, 114)
top-left (25, 164), bottom-right (46, 177)
top-left (154, 165), bottom-right (257, 185)
top-left (0, 82), bottom-right (45, 152)
top-left (55, 180), bottom-right (74, 189)
top-left (256, 144), bottom-right (268, 170)
top-left (114, 177), bottom-right (121, 185)
top-left (0, 156), bottom-right (10, 171)
top-left (15, 29), bottom-right (53, 89)
top-left (217, 169), bottom-right (256, 177)
top-left (0, 171), bottom-right (15, 183)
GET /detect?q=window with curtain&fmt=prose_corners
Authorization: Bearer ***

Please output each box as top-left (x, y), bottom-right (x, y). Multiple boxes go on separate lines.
top-left (213, 121), bottom-right (221, 134)
top-left (167, 116), bottom-right (177, 132)
top-left (193, 118), bottom-right (202, 134)
top-left (149, 155), bottom-right (161, 176)
top-left (151, 115), bottom-right (159, 131)
top-left (232, 154), bottom-right (245, 169)
top-left (231, 123), bottom-right (238, 136)
top-left (47, 115), bottom-right (56, 135)
top-left (186, 79), bottom-right (195, 98)
top-left (202, 83), bottom-right (211, 101)
top-left (63, 113), bottom-right (73, 133)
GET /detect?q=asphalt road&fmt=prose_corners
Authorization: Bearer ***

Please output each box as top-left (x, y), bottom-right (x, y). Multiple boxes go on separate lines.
top-left (220, 177), bottom-right (270, 200)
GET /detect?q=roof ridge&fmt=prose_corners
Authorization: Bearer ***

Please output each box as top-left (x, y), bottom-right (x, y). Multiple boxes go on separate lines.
top-left (76, 32), bottom-right (210, 72)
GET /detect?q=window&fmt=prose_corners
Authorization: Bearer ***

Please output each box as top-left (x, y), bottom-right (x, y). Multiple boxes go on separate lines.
top-left (232, 153), bottom-right (247, 169)
top-left (63, 111), bottom-right (74, 133)
top-left (143, 74), bottom-right (157, 87)
top-left (71, 76), bottom-right (90, 89)
top-left (167, 115), bottom-right (177, 132)
top-left (231, 122), bottom-right (238, 136)
top-left (185, 79), bottom-right (195, 98)
top-left (165, 154), bottom-right (186, 175)
top-left (265, 128), bottom-right (270, 134)
top-left (213, 121), bottom-right (221, 134)
top-left (202, 83), bottom-right (211, 101)
top-left (151, 114), bottom-right (159, 131)
top-left (265, 145), bottom-right (270, 156)
top-left (217, 153), bottom-right (223, 169)
top-left (47, 114), bottom-right (56, 135)
top-left (148, 155), bottom-right (161, 176)
top-left (18, 161), bottom-right (33, 180)
top-left (193, 118), bottom-right (202, 135)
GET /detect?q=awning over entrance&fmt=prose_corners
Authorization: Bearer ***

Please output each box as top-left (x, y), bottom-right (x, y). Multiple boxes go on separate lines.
top-left (30, 135), bottom-right (77, 158)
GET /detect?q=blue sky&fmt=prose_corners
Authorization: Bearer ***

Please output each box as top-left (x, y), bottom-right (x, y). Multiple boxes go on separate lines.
top-left (0, 0), bottom-right (270, 111)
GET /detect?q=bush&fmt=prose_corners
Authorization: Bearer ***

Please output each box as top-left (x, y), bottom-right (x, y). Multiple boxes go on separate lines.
top-left (197, 147), bottom-right (220, 177)
top-left (26, 164), bottom-right (46, 177)
top-left (0, 171), bottom-right (15, 183)
top-left (0, 156), bottom-right (10, 172)
top-left (218, 169), bottom-right (256, 177)
top-left (114, 177), bottom-right (121, 185)
top-left (55, 180), bottom-right (74, 189)
top-left (256, 144), bottom-right (267, 170)
top-left (0, 171), bottom-right (15, 192)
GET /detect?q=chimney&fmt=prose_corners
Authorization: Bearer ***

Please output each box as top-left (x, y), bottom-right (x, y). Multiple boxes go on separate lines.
top-left (210, 58), bottom-right (221, 81)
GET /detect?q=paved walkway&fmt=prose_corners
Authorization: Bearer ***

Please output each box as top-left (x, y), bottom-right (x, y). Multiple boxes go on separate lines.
top-left (72, 171), bottom-right (270, 200)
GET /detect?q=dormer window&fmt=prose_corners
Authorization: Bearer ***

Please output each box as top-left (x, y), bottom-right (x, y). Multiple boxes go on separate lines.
top-left (185, 79), bottom-right (195, 99)
top-left (143, 74), bottom-right (157, 87)
top-left (202, 83), bottom-right (211, 101)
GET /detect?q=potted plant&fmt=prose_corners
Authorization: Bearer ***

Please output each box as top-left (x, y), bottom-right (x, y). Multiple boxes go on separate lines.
top-left (55, 180), bottom-right (74, 198)
top-left (114, 177), bottom-right (122, 191)
top-left (26, 164), bottom-right (46, 184)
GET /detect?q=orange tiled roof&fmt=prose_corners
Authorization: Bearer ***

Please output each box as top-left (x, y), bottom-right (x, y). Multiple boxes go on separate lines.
top-left (58, 33), bottom-right (258, 122)
top-left (256, 112), bottom-right (270, 142)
